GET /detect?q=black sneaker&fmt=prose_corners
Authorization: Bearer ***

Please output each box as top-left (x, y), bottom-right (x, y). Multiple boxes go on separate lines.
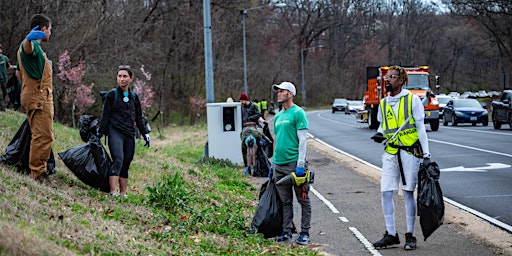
top-left (404, 232), bottom-right (417, 250)
top-left (373, 231), bottom-right (400, 249)
top-left (295, 232), bottom-right (310, 245)
top-left (276, 232), bottom-right (293, 243)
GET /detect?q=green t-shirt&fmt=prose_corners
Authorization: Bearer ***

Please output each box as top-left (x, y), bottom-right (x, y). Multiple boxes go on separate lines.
top-left (18, 41), bottom-right (46, 80)
top-left (273, 104), bottom-right (308, 165)
top-left (0, 54), bottom-right (10, 83)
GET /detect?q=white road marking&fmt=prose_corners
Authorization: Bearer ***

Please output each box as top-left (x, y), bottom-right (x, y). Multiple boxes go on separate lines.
top-left (349, 227), bottom-right (383, 256)
top-left (429, 139), bottom-right (512, 158)
top-left (442, 163), bottom-right (511, 172)
top-left (310, 186), bottom-right (339, 214)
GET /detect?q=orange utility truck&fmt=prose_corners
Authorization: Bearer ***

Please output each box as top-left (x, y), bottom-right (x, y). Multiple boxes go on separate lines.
top-left (356, 65), bottom-right (440, 131)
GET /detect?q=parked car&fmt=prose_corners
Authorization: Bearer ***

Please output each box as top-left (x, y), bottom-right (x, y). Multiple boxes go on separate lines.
top-left (460, 91), bottom-right (477, 99)
top-left (443, 98), bottom-right (488, 126)
top-left (332, 98), bottom-right (348, 113)
top-left (436, 95), bottom-right (452, 119)
top-left (476, 90), bottom-right (488, 98)
top-left (491, 90), bottom-right (512, 129)
top-left (345, 100), bottom-right (364, 114)
top-left (448, 91), bottom-right (460, 98)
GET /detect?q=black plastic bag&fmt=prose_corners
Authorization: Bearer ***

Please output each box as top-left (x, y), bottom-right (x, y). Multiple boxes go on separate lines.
top-left (252, 149), bottom-right (271, 177)
top-left (58, 136), bottom-right (111, 192)
top-left (250, 180), bottom-right (283, 238)
top-left (417, 159), bottom-right (444, 241)
top-left (79, 115), bottom-right (99, 143)
top-left (0, 119), bottom-right (56, 175)
top-left (262, 122), bottom-right (274, 158)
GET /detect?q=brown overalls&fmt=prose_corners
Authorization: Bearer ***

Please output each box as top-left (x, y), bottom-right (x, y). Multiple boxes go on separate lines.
top-left (17, 47), bottom-right (54, 179)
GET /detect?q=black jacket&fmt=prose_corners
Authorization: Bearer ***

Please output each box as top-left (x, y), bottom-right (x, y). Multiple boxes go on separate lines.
top-left (99, 87), bottom-right (148, 137)
top-left (241, 102), bottom-right (261, 126)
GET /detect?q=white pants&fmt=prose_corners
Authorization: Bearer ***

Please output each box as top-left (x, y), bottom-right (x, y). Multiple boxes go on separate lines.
top-left (380, 150), bottom-right (419, 192)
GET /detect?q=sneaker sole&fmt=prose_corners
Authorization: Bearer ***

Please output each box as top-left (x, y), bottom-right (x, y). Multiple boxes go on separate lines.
top-left (296, 241), bottom-right (310, 245)
top-left (404, 245), bottom-right (416, 250)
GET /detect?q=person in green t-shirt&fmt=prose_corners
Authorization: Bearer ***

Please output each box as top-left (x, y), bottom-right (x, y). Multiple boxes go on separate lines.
top-left (17, 14), bottom-right (55, 181)
top-left (271, 81), bottom-right (311, 245)
top-left (0, 44), bottom-right (12, 111)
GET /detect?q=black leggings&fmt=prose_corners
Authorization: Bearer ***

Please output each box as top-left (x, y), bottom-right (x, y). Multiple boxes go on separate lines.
top-left (108, 128), bottom-right (135, 178)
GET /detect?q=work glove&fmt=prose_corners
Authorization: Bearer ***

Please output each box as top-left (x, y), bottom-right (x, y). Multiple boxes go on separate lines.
top-left (371, 132), bottom-right (386, 143)
top-left (144, 134), bottom-right (151, 147)
top-left (295, 166), bottom-right (305, 177)
top-left (26, 26), bottom-right (46, 42)
top-left (96, 133), bottom-right (102, 139)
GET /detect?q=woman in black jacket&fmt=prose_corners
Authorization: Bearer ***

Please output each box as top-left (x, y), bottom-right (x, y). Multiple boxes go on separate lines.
top-left (98, 66), bottom-right (150, 197)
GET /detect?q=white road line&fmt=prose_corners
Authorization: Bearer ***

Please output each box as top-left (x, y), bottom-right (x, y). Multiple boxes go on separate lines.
top-left (315, 112), bottom-right (364, 128)
top-left (310, 186), bottom-right (339, 214)
top-left (312, 136), bottom-right (383, 171)
top-left (429, 139), bottom-right (512, 158)
top-left (349, 227), bottom-right (383, 256)
top-left (444, 197), bottom-right (512, 233)
top-left (439, 126), bottom-right (512, 136)
top-left (339, 216), bottom-right (349, 222)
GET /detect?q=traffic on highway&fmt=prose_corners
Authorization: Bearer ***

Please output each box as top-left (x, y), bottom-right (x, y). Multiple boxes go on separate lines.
top-left (308, 109), bottom-right (512, 232)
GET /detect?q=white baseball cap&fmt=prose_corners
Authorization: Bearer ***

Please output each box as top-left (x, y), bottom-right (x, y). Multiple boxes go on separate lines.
top-left (272, 81), bottom-right (296, 96)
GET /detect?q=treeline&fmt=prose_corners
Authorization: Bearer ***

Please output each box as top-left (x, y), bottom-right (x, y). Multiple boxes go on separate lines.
top-left (1, 0), bottom-right (510, 126)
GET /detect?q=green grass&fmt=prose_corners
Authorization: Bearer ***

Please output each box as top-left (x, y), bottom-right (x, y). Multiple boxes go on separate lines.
top-left (0, 110), bottom-right (319, 256)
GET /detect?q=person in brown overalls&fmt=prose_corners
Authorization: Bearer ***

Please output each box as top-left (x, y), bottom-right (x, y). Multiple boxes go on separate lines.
top-left (16, 14), bottom-right (54, 180)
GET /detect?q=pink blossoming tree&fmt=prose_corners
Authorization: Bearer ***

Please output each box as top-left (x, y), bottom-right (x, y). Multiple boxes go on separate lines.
top-left (58, 50), bottom-right (95, 127)
top-left (132, 65), bottom-right (154, 112)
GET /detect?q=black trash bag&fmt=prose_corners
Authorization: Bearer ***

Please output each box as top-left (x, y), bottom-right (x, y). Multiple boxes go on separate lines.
top-left (79, 115), bottom-right (99, 143)
top-left (250, 179), bottom-right (284, 238)
top-left (261, 122), bottom-right (274, 158)
top-left (252, 148), bottom-right (271, 177)
top-left (417, 159), bottom-right (444, 241)
top-left (58, 136), bottom-right (111, 192)
top-left (0, 119), bottom-right (56, 175)
top-left (250, 180), bottom-right (297, 238)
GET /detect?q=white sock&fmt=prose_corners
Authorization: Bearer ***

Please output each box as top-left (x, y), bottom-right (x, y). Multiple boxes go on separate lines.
top-left (381, 191), bottom-right (396, 236)
top-left (404, 190), bottom-right (416, 234)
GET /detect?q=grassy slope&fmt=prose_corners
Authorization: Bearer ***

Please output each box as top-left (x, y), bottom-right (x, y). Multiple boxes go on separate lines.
top-left (0, 110), bottom-right (317, 256)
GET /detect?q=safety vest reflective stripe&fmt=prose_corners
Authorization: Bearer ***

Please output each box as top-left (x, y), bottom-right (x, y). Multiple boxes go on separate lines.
top-left (380, 93), bottom-right (418, 154)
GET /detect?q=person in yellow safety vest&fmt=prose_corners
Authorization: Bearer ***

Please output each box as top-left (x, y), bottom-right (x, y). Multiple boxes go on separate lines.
top-left (260, 98), bottom-right (268, 119)
top-left (253, 98), bottom-right (261, 112)
top-left (370, 66), bottom-right (430, 251)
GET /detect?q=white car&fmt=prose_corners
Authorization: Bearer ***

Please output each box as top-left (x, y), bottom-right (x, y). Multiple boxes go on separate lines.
top-left (436, 95), bottom-right (453, 119)
top-left (345, 100), bottom-right (364, 114)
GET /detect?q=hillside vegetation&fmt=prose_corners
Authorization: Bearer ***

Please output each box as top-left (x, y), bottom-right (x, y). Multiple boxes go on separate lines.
top-left (0, 110), bottom-right (317, 255)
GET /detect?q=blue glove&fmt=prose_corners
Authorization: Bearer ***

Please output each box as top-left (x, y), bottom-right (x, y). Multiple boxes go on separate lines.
top-left (96, 133), bottom-right (102, 139)
top-left (144, 134), bottom-right (151, 147)
top-left (295, 166), bottom-right (305, 177)
top-left (268, 165), bottom-right (273, 179)
top-left (26, 26), bottom-right (46, 42)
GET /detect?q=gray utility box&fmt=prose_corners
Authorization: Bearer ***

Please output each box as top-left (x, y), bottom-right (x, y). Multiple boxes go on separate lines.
top-left (206, 102), bottom-right (243, 165)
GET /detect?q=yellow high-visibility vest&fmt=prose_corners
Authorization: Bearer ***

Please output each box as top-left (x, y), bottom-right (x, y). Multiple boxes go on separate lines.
top-left (380, 93), bottom-right (418, 155)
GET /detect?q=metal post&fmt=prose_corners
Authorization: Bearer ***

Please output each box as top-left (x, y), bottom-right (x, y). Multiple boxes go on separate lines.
top-left (204, 0), bottom-right (214, 103)
top-left (301, 49), bottom-right (306, 108)
top-left (242, 10), bottom-right (248, 94)
top-left (300, 45), bottom-right (324, 108)
top-left (241, 3), bottom-right (286, 95)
